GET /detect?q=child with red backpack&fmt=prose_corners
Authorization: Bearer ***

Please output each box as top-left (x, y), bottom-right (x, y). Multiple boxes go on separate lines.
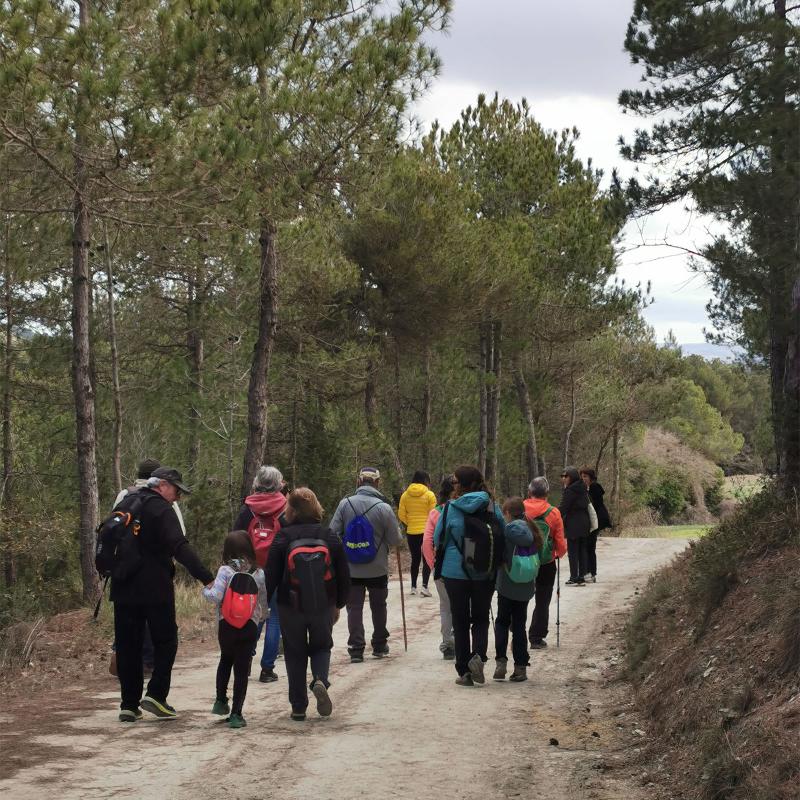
top-left (232, 465), bottom-right (288, 683)
top-left (202, 530), bottom-right (268, 729)
top-left (265, 488), bottom-right (350, 721)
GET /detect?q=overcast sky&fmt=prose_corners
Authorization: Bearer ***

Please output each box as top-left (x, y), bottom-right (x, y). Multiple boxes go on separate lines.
top-left (414, 0), bottom-right (717, 345)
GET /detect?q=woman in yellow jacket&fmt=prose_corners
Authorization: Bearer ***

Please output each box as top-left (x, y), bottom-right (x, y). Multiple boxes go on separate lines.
top-left (398, 471), bottom-right (436, 596)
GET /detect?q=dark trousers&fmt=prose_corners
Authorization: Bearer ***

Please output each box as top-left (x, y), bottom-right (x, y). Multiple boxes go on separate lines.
top-left (406, 534), bottom-right (430, 588)
top-left (347, 576), bottom-right (389, 654)
top-left (529, 560), bottom-right (557, 643)
top-left (280, 606), bottom-right (335, 712)
top-left (443, 577), bottom-right (495, 677)
top-left (567, 536), bottom-right (588, 581)
top-left (216, 619), bottom-right (258, 715)
top-left (114, 601), bottom-right (178, 711)
top-left (494, 595), bottom-right (530, 666)
top-left (587, 531), bottom-right (598, 577)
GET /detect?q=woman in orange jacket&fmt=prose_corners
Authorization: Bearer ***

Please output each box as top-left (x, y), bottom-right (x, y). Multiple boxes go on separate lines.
top-left (398, 470), bottom-right (436, 596)
top-left (524, 476), bottom-right (567, 649)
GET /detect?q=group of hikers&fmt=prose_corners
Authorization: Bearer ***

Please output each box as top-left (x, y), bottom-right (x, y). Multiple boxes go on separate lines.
top-left (97, 458), bottom-right (611, 728)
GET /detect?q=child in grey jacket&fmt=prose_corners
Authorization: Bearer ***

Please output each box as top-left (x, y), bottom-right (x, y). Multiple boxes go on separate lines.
top-left (202, 530), bottom-right (267, 728)
top-left (494, 497), bottom-right (543, 683)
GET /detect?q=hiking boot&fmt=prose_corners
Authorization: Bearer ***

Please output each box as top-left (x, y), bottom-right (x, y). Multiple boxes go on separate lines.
top-left (410, 587), bottom-right (417, 596)
top-left (493, 658), bottom-right (508, 681)
top-left (259, 667), bottom-right (278, 683)
top-left (455, 673), bottom-right (474, 687)
top-left (588, 575), bottom-right (597, 583)
top-left (118, 707), bottom-right (142, 723)
top-left (509, 665), bottom-right (528, 682)
top-left (372, 644), bottom-right (390, 659)
top-left (420, 586), bottom-right (432, 597)
top-left (442, 647), bottom-right (455, 661)
top-left (290, 709), bottom-right (306, 721)
top-left (228, 713), bottom-right (246, 729)
top-left (350, 651), bottom-right (364, 663)
top-left (311, 679), bottom-right (333, 717)
top-left (530, 639), bottom-right (547, 650)
top-left (212, 699), bottom-right (230, 717)
top-left (467, 654), bottom-right (485, 684)
top-left (140, 695), bottom-right (177, 719)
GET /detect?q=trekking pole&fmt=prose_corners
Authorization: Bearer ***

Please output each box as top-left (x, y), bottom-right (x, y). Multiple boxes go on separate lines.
top-left (396, 548), bottom-right (408, 651)
top-left (556, 557), bottom-right (561, 648)
top-left (93, 576), bottom-right (109, 621)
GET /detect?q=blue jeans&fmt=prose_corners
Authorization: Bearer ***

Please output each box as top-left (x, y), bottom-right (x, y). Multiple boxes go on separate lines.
top-left (256, 593), bottom-right (281, 670)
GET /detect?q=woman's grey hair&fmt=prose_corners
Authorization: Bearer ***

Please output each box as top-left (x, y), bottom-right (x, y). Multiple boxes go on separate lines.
top-left (252, 465), bottom-right (283, 494)
top-left (528, 477), bottom-right (550, 498)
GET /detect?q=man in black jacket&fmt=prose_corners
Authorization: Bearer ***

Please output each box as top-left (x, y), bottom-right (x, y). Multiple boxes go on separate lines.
top-left (111, 467), bottom-right (214, 722)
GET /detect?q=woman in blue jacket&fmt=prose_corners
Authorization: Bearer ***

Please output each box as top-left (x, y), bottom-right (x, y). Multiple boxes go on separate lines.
top-left (433, 465), bottom-right (505, 686)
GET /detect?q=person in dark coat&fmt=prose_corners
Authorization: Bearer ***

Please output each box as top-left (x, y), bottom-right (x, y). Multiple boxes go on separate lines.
top-left (580, 466), bottom-right (612, 583)
top-left (559, 466), bottom-right (591, 586)
top-left (111, 467), bottom-right (214, 722)
top-left (265, 488), bottom-right (351, 721)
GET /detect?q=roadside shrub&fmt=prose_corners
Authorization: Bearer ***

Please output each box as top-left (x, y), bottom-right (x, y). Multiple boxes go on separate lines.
top-left (703, 471), bottom-right (725, 516)
top-left (645, 474), bottom-right (688, 521)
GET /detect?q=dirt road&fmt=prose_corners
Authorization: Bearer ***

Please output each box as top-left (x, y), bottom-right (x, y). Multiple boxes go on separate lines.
top-left (0, 537), bottom-right (687, 800)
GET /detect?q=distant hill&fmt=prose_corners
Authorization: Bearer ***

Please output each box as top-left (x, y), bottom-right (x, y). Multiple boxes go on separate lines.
top-left (679, 342), bottom-right (743, 361)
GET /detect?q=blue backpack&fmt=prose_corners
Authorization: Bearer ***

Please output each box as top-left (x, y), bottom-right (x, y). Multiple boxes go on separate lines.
top-left (342, 499), bottom-right (384, 564)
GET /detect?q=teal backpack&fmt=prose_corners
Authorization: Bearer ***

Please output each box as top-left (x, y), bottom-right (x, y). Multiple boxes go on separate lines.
top-left (505, 543), bottom-right (540, 583)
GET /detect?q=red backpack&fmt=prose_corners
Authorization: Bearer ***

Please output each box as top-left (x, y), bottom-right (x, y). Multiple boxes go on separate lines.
top-left (248, 512), bottom-right (280, 568)
top-left (221, 571), bottom-right (259, 628)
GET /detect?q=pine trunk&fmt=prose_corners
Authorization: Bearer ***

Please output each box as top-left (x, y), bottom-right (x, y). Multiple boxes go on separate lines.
top-left (187, 266), bottom-right (204, 479)
top-left (2, 214), bottom-right (14, 587)
top-left (241, 218), bottom-right (279, 501)
top-left (392, 340), bottom-right (402, 469)
top-left (486, 320), bottom-right (502, 485)
top-left (72, 0), bottom-right (100, 604)
top-left (102, 223), bottom-right (123, 493)
top-left (478, 323), bottom-right (488, 473)
top-left (512, 355), bottom-right (539, 484)
top-left (611, 424), bottom-right (621, 525)
top-left (563, 370), bottom-right (577, 470)
top-left (421, 344), bottom-right (432, 468)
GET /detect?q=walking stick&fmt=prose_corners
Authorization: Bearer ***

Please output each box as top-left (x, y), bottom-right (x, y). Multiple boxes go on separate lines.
top-left (556, 557), bottom-right (561, 648)
top-left (396, 548), bottom-right (408, 651)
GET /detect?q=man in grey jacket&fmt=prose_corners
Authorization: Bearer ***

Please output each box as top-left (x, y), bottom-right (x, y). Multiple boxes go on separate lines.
top-left (330, 467), bottom-right (402, 662)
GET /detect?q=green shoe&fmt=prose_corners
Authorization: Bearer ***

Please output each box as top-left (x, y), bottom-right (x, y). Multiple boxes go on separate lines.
top-left (212, 699), bottom-right (230, 717)
top-left (228, 713), bottom-right (246, 729)
top-left (119, 708), bottom-right (142, 723)
top-left (141, 695), bottom-right (178, 719)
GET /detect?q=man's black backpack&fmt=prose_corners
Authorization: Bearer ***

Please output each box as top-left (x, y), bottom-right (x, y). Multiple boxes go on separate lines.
top-left (459, 504), bottom-right (504, 577)
top-left (95, 494), bottom-right (150, 582)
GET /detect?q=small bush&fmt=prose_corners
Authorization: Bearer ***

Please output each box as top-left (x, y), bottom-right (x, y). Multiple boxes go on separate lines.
top-left (646, 474), bottom-right (688, 521)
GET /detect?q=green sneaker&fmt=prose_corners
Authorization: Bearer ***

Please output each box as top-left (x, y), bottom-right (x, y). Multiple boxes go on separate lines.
top-left (228, 713), bottom-right (247, 729)
top-left (119, 708), bottom-right (142, 723)
top-left (141, 695), bottom-right (178, 719)
top-left (212, 699), bottom-right (230, 717)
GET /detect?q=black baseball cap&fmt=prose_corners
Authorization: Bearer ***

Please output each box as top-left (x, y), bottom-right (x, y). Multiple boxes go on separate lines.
top-left (151, 467), bottom-right (192, 494)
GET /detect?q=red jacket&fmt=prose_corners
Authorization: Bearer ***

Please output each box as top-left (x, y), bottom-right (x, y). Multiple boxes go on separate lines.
top-left (523, 497), bottom-right (566, 563)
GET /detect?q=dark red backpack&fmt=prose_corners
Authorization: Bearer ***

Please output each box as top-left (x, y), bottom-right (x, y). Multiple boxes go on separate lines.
top-left (286, 538), bottom-right (332, 614)
top-left (221, 571), bottom-right (259, 628)
top-left (247, 512), bottom-right (280, 568)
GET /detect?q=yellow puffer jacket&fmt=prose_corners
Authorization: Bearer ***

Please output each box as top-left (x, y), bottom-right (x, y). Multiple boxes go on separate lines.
top-left (398, 483), bottom-right (437, 535)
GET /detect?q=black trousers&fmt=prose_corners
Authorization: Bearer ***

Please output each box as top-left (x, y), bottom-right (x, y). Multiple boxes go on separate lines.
top-left (280, 606), bottom-right (335, 712)
top-left (406, 534), bottom-right (430, 588)
top-left (567, 536), bottom-right (588, 581)
top-left (216, 619), bottom-right (258, 715)
top-left (586, 531), bottom-right (598, 577)
top-left (529, 560), bottom-right (557, 643)
top-left (443, 577), bottom-right (495, 677)
top-left (494, 595), bottom-right (530, 666)
top-left (114, 601), bottom-right (178, 711)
